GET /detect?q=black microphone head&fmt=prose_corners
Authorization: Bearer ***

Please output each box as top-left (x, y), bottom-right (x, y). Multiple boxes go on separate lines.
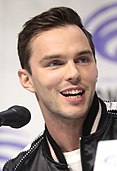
top-left (7, 105), bottom-right (31, 128)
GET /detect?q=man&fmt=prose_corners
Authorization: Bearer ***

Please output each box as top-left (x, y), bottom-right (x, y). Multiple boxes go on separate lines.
top-left (3, 6), bottom-right (117, 171)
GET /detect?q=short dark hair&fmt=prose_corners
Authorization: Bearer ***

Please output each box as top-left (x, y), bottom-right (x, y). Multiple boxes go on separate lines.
top-left (18, 6), bottom-right (95, 74)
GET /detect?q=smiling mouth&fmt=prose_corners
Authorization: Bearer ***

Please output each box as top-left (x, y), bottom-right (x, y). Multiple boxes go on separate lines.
top-left (60, 89), bottom-right (85, 98)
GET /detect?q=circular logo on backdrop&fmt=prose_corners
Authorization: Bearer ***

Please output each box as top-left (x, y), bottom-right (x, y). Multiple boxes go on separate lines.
top-left (84, 2), bottom-right (117, 62)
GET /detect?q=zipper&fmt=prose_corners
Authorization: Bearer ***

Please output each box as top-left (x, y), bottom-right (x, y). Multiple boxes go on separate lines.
top-left (13, 136), bottom-right (44, 171)
top-left (4, 135), bottom-right (44, 171)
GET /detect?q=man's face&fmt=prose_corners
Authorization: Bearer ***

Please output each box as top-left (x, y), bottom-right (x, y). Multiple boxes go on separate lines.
top-left (22, 25), bottom-right (98, 120)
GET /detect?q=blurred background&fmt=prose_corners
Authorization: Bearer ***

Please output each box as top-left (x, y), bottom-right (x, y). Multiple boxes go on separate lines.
top-left (0, 0), bottom-right (117, 170)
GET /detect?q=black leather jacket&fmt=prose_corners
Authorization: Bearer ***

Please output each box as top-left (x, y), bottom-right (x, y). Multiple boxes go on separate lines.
top-left (3, 94), bottom-right (117, 171)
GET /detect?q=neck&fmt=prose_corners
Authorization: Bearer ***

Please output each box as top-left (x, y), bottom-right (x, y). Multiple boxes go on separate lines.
top-left (43, 93), bottom-right (98, 152)
top-left (45, 117), bottom-right (85, 152)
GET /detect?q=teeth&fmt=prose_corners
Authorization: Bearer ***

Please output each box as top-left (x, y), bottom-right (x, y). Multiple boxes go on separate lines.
top-left (61, 89), bottom-right (84, 98)
top-left (63, 90), bottom-right (82, 95)
top-left (67, 95), bottom-right (82, 98)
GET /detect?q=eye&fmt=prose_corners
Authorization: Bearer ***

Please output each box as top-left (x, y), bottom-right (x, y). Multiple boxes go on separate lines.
top-left (80, 57), bottom-right (89, 63)
top-left (76, 56), bottom-right (91, 64)
top-left (48, 60), bottom-right (64, 67)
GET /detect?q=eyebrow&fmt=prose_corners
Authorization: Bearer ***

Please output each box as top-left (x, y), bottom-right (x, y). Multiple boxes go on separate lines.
top-left (76, 50), bottom-right (93, 56)
top-left (39, 54), bottom-right (62, 64)
top-left (39, 50), bottom-right (93, 63)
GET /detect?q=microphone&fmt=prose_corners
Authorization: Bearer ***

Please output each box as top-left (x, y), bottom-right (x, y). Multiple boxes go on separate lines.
top-left (0, 105), bottom-right (31, 128)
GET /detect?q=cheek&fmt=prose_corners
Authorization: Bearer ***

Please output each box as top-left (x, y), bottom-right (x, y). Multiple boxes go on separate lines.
top-left (90, 67), bottom-right (98, 83)
top-left (39, 71), bottom-right (63, 90)
top-left (83, 67), bottom-right (98, 84)
top-left (93, 66), bottom-right (98, 80)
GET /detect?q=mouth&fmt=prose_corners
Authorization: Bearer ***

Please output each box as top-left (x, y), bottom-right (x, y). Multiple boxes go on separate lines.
top-left (60, 88), bottom-right (85, 99)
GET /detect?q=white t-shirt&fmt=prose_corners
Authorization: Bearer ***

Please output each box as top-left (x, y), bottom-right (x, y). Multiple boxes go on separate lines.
top-left (64, 149), bottom-right (82, 171)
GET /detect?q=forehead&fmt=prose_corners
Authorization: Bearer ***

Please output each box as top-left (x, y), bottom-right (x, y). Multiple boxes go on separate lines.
top-left (30, 25), bottom-right (91, 58)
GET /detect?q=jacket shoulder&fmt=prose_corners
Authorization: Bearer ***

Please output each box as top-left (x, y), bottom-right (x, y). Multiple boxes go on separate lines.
top-left (105, 101), bottom-right (117, 116)
top-left (105, 101), bottom-right (117, 110)
top-left (3, 133), bottom-right (44, 171)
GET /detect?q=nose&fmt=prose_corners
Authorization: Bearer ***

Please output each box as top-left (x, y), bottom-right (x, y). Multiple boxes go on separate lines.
top-left (65, 61), bottom-right (80, 84)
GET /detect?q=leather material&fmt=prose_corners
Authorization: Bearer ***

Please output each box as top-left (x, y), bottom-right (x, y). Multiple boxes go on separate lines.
top-left (3, 95), bottom-right (117, 171)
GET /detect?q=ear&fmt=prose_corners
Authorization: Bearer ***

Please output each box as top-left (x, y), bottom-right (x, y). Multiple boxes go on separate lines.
top-left (18, 69), bottom-right (35, 93)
